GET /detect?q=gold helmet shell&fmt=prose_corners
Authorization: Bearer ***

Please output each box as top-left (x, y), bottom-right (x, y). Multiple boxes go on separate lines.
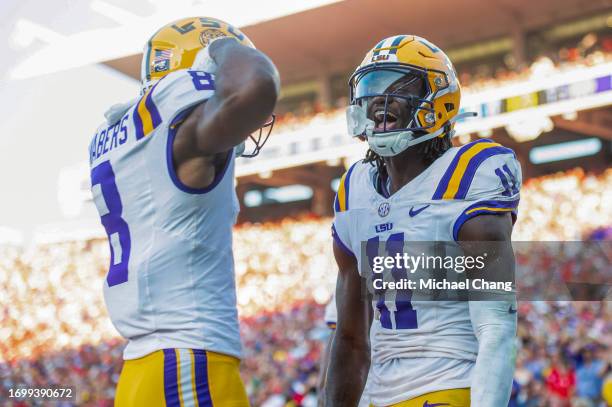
top-left (347, 35), bottom-right (469, 156)
top-left (141, 17), bottom-right (254, 90)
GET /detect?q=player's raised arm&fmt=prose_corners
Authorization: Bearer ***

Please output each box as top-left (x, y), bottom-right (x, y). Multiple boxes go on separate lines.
top-left (325, 241), bottom-right (371, 406)
top-left (458, 213), bottom-right (518, 407)
top-left (178, 37), bottom-right (280, 155)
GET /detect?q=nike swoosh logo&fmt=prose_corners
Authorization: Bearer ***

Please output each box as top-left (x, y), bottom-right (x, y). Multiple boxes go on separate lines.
top-left (409, 204), bottom-right (430, 217)
top-left (509, 306), bottom-right (517, 314)
top-left (423, 402), bottom-right (450, 407)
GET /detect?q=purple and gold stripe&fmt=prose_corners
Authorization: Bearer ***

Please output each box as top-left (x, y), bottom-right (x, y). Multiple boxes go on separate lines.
top-left (334, 162), bottom-right (357, 213)
top-left (134, 82), bottom-right (162, 140)
top-left (388, 35), bottom-right (406, 54)
top-left (372, 39), bottom-right (386, 56)
top-left (372, 35), bottom-right (407, 56)
top-left (163, 349), bottom-right (181, 407)
top-left (193, 350), bottom-right (212, 407)
top-left (433, 140), bottom-right (515, 200)
top-left (452, 199), bottom-right (519, 240)
top-left (163, 349), bottom-right (212, 407)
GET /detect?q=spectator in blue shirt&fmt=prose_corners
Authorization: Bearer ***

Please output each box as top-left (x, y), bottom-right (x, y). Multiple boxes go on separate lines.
top-left (575, 346), bottom-right (608, 405)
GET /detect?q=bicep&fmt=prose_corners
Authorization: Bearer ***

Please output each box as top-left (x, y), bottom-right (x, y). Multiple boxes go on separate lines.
top-left (457, 212), bottom-right (513, 242)
top-left (458, 213), bottom-right (516, 299)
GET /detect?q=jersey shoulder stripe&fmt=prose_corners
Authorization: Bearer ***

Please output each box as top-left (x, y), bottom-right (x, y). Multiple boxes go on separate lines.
top-left (452, 198), bottom-right (520, 240)
top-left (134, 81), bottom-right (163, 140)
top-left (433, 139), bottom-right (515, 200)
top-left (334, 161), bottom-right (359, 212)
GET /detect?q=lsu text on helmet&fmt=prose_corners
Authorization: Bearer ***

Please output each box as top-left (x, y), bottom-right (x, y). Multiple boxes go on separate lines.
top-left (140, 17), bottom-right (274, 158)
top-left (347, 35), bottom-right (474, 157)
top-left (141, 16), bottom-right (254, 91)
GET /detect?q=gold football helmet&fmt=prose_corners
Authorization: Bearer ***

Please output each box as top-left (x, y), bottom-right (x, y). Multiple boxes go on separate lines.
top-left (347, 35), bottom-right (473, 157)
top-left (141, 17), bottom-right (254, 90)
top-left (140, 17), bottom-right (274, 158)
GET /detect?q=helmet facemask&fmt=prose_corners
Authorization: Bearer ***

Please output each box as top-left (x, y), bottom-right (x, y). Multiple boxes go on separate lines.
top-left (347, 64), bottom-right (442, 157)
top-left (237, 114), bottom-right (276, 158)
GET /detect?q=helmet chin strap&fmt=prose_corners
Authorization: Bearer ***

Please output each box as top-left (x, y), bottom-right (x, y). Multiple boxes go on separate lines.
top-left (366, 111), bottom-right (477, 157)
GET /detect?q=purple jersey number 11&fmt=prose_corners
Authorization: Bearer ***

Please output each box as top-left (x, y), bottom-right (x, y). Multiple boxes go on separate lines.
top-left (366, 232), bottom-right (418, 329)
top-left (91, 161), bottom-right (131, 287)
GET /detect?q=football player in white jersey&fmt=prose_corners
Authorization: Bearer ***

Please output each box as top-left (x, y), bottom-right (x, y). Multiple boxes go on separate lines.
top-left (88, 17), bottom-right (279, 406)
top-left (325, 36), bottom-right (520, 406)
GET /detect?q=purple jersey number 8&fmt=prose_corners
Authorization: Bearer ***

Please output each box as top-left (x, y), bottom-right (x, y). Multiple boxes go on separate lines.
top-left (91, 161), bottom-right (131, 287)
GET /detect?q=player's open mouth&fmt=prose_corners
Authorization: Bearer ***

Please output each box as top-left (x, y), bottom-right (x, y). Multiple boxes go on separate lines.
top-left (373, 109), bottom-right (399, 131)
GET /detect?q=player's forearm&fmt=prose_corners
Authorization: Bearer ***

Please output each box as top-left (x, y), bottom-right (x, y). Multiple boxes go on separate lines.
top-left (211, 39), bottom-right (278, 127)
top-left (469, 300), bottom-right (517, 407)
top-left (317, 331), bottom-right (335, 406)
top-left (324, 334), bottom-right (369, 406)
top-left (196, 38), bottom-right (279, 153)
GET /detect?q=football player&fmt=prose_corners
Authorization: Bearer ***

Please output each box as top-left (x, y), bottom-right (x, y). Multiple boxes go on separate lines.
top-left (88, 17), bottom-right (279, 406)
top-left (325, 36), bottom-right (520, 406)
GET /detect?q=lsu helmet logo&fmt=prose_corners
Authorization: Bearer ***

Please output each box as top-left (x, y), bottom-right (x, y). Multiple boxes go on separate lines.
top-left (371, 54), bottom-right (391, 62)
top-left (141, 17), bottom-right (254, 91)
top-left (199, 28), bottom-right (227, 47)
top-left (347, 35), bottom-right (474, 157)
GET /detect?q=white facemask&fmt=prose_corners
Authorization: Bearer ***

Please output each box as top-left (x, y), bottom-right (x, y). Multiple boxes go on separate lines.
top-left (346, 105), bottom-right (476, 157)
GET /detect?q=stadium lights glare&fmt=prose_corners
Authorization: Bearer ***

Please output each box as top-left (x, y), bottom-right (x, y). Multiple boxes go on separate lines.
top-left (265, 185), bottom-right (313, 203)
top-left (562, 111), bottom-right (578, 120)
top-left (529, 138), bottom-right (602, 164)
top-left (506, 116), bottom-right (554, 142)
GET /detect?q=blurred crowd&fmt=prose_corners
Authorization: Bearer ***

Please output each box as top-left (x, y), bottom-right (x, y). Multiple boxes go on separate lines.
top-left (1, 167), bottom-right (610, 406)
top-left (272, 33), bottom-right (612, 134)
top-left (513, 302), bottom-right (611, 407)
top-left (513, 168), bottom-right (612, 241)
top-left (1, 301), bottom-right (609, 406)
top-left (459, 33), bottom-right (612, 92)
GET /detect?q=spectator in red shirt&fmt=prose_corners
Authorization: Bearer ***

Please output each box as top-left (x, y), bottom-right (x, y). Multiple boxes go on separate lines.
top-left (545, 353), bottom-right (576, 407)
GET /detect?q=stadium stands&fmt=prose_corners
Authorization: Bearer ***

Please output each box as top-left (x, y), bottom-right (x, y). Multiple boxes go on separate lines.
top-left (1, 168), bottom-right (610, 405)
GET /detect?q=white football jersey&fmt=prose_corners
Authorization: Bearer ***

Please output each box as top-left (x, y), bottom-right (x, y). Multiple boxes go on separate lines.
top-left (332, 139), bottom-right (521, 405)
top-left (89, 69), bottom-right (241, 360)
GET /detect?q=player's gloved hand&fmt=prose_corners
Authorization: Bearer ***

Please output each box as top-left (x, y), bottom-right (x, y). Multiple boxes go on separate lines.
top-left (192, 36), bottom-right (237, 74)
top-left (105, 98), bottom-right (139, 125)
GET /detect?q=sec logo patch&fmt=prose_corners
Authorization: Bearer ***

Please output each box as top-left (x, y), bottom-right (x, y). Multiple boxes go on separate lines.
top-left (378, 202), bottom-right (390, 217)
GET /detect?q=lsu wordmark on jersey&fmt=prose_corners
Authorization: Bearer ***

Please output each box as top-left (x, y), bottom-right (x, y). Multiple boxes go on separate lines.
top-left (332, 139), bottom-right (521, 406)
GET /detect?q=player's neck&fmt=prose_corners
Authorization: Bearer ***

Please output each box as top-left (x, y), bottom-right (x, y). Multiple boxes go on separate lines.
top-left (384, 148), bottom-right (429, 194)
